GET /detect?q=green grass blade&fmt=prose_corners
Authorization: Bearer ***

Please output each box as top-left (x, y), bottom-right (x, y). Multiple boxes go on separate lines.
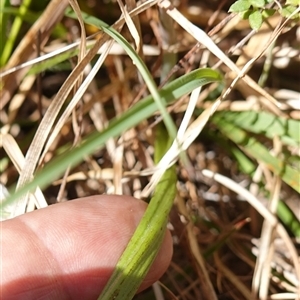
top-left (27, 47), bottom-right (79, 74)
top-left (98, 124), bottom-right (176, 299)
top-left (221, 111), bottom-right (300, 147)
top-left (3, 68), bottom-right (222, 208)
top-left (2, 41), bottom-right (84, 77)
top-left (65, 7), bottom-right (178, 140)
top-left (0, 0), bottom-right (11, 63)
top-left (1, 0), bottom-right (32, 65)
top-left (0, 7), bottom-right (66, 40)
top-left (277, 200), bottom-right (300, 238)
top-left (212, 115), bottom-right (300, 193)
top-left (230, 146), bottom-right (256, 175)
top-left (1, 7), bottom-right (39, 23)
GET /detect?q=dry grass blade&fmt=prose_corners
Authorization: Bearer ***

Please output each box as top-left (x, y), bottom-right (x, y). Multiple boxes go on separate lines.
top-left (68, 0), bottom-right (87, 86)
top-left (253, 138), bottom-right (283, 299)
top-left (56, 0), bottom-right (87, 200)
top-left (117, 0), bottom-right (141, 52)
top-left (158, 0), bottom-right (291, 114)
top-left (11, 0), bottom-right (161, 216)
top-left (113, 142), bottom-right (124, 195)
top-left (1, 0), bottom-right (69, 107)
top-left (0, 41), bottom-right (82, 78)
top-left (125, 0), bottom-right (143, 56)
top-left (53, 168), bottom-right (116, 184)
top-left (176, 51), bottom-right (211, 141)
top-left (40, 40), bottom-right (115, 167)
top-left (6, 75), bottom-right (36, 124)
top-left (1, 133), bottom-right (47, 219)
top-left (270, 293), bottom-right (300, 299)
top-left (214, 252), bottom-right (253, 300)
top-left (142, 100), bottom-right (221, 197)
top-left (202, 169), bottom-right (300, 297)
top-left (1, 134), bottom-right (25, 174)
top-left (0, 0), bottom-right (159, 79)
top-left (176, 85), bottom-right (202, 141)
top-left (12, 31), bottom-right (115, 217)
top-left (176, 195), bottom-right (218, 300)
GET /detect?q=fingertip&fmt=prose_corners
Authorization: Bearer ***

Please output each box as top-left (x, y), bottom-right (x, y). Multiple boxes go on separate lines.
top-left (1, 195), bottom-right (173, 299)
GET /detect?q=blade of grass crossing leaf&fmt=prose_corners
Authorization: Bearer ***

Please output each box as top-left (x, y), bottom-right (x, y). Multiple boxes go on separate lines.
top-left (65, 8), bottom-right (178, 140)
top-left (27, 48), bottom-right (78, 74)
top-left (98, 124), bottom-right (177, 300)
top-left (212, 115), bottom-right (300, 193)
top-left (4, 68), bottom-right (221, 208)
top-left (1, 7), bottom-right (40, 24)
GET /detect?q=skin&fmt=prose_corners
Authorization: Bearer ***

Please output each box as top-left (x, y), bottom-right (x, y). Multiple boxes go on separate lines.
top-left (1, 195), bottom-right (173, 300)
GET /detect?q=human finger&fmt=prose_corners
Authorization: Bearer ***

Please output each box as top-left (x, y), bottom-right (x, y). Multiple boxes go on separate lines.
top-left (1, 195), bottom-right (173, 300)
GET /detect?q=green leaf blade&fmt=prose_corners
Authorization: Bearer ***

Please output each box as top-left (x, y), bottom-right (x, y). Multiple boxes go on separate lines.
top-left (250, 0), bottom-right (266, 8)
top-left (3, 68), bottom-right (222, 209)
top-left (98, 125), bottom-right (176, 300)
top-left (249, 10), bottom-right (263, 30)
top-left (213, 115), bottom-right (300, 193)
top-left (229, 0), bottom-right (251, 12)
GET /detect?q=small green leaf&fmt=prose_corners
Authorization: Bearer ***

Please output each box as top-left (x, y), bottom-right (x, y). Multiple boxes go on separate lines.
top-left (249, 10), bottom-right (263, 30)
top-left (240, 9), bottom-right (252, 19)
top-left (286, 0), bottom-right (300, 6)
top-left (281, 5), bottom-right (300, 19)
top-left (250, 0), bottom-right (266, 8)
top-left (229, 0), bottom-right (251, 12)
top-left (262, 8), bottom-right (276, 18)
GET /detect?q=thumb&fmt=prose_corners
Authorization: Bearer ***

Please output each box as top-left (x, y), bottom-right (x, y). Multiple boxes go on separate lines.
top-left (1, 195), bottom-right (173, 300)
